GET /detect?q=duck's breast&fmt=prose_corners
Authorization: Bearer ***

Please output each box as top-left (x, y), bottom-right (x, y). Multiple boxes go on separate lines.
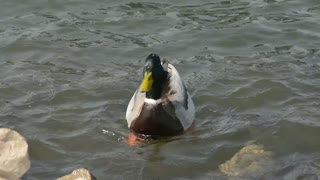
top-left (130, 101), bottom-right (184, 138)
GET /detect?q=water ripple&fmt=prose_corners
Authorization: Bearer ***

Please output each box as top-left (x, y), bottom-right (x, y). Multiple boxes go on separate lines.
top-left (1, 0), bottom-right (320, 179)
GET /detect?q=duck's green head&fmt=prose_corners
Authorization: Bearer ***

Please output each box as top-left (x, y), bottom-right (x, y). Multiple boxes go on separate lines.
top-left (139, 53), bottom-right (167, 93)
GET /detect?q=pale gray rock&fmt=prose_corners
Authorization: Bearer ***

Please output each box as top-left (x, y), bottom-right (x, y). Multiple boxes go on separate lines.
top-left (219, 144), bottom-right (273, 177)
top-left (57, 168), bottom-right (97, 180)
top-left (0, 128), bottom-right (31, 180)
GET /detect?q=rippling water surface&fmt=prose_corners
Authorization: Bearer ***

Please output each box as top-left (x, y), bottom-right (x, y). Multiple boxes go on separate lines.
top-left (1, 0), bottom-right (320, 179)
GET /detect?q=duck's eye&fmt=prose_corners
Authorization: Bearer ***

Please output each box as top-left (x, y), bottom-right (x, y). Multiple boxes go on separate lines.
top-left (142, 65), bottom-right (151, 77)
top-left (145, 65), bottom-right (151, 72)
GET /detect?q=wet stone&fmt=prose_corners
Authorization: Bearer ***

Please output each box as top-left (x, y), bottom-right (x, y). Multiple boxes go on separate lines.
top-left (57, 168), bottom-right (97, 180)
top-left (0, 128), bottom-right (31, 180)
top-left (219, 144), bottom-right (273, 177)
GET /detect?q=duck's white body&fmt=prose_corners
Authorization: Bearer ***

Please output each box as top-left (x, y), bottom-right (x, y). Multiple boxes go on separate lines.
top-left (126, 60), bottom-right (195, 138)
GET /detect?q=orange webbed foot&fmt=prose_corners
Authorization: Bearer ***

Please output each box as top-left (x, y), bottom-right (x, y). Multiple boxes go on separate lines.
top-left (123, 133), bottom-right (144, 146)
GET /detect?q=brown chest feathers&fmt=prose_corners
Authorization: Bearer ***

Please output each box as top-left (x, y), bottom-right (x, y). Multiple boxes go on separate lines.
top-left (130, 102), bottom-right (183, 139)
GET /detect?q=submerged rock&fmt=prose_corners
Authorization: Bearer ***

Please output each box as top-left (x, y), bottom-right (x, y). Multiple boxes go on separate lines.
top-left (219, 144), bottom-right (273, 177)
top-left (57, 168), bottom-right (97, 180)
top-left (0, 128), bottom-right (31, 180)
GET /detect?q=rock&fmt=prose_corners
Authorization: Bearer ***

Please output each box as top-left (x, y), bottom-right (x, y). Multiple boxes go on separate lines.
top-left (219, 144), bottom-right (273, 177)
top-left (57, 168), bottom-right (97, 180)
top-left (0, 128), bottom-right (31, 180)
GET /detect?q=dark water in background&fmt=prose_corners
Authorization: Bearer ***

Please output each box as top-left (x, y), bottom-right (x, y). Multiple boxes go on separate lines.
top-left (1, 0), bottom-right (320, 179)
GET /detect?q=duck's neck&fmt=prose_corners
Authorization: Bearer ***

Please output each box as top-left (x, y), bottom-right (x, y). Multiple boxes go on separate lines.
top-left (145, 66), bottom-right (168, 100)
top-left (146, 81), bottom-right (163, 100)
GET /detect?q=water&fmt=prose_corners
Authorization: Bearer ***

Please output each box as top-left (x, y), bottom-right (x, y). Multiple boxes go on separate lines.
top-left (1, 0), bottom-right (320, 179)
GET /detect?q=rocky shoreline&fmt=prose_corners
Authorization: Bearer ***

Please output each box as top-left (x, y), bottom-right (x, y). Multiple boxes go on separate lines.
top-left (0, 128), bottom-right (96, 180)
top-left (1, 128), bottom-right (272, 179)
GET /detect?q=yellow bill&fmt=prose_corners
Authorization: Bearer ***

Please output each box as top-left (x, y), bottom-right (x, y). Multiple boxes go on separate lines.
top-left (139, 72), bottom-right (153, 92)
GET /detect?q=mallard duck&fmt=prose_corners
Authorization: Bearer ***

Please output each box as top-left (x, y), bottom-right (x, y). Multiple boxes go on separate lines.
top-left (126, 53), bottom-right (195, 139)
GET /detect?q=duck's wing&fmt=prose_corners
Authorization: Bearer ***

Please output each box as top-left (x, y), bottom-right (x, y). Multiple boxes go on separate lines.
top-left (161, 61), bottom-right (195, 130)
top-left (126, 90), bottom-right (146, 127)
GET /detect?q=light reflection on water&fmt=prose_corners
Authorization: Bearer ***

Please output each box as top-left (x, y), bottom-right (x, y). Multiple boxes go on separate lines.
top-left (0, 0), bottom-right (320, 179)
